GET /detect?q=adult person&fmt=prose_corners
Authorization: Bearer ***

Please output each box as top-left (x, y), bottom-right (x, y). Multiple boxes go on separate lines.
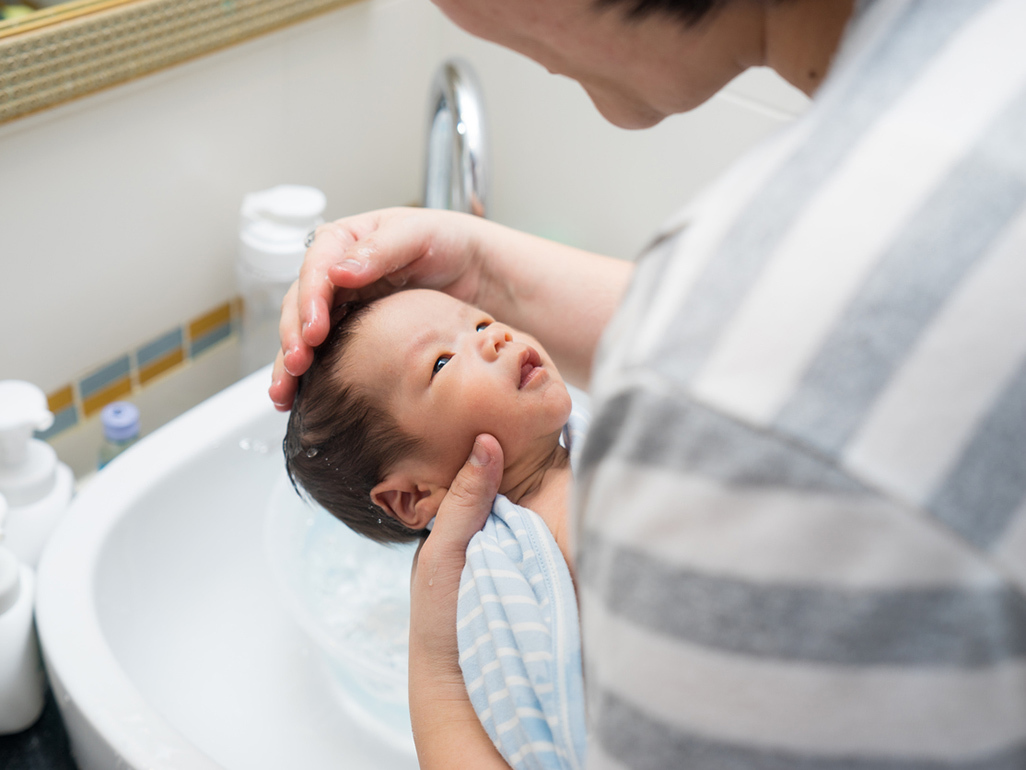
top-left (272, 0), bottom-right (1026, 767)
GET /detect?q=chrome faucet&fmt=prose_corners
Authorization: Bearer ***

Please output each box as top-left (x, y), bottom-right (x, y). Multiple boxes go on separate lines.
top-left (423, 59), bottom-right (489, 217)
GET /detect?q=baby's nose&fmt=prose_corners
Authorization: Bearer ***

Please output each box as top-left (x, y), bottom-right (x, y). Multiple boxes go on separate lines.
top-left (481, 326), bottom-right (513, 356)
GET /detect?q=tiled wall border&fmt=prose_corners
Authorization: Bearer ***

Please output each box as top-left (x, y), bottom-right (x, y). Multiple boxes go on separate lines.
top-left (37, 296), bottom-right (241, 441)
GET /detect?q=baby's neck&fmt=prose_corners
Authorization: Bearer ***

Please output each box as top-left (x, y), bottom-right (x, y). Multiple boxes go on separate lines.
top-left (499, 436), bottom-right (575, 573)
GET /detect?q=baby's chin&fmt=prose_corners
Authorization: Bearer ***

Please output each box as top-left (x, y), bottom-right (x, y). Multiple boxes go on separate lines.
top-left (555, 382), bottom-right (574, 419)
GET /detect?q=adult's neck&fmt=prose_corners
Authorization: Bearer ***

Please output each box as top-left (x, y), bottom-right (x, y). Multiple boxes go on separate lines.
top-left (762, 0), bottom-right (856, 96)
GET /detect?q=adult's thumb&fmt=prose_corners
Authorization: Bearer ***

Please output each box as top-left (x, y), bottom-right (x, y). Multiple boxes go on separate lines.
top-left (431, 434), bottom-right (503, 553)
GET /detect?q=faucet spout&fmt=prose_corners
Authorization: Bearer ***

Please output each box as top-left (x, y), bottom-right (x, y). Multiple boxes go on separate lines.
top-left (424, 59), bottom-right (488, 217)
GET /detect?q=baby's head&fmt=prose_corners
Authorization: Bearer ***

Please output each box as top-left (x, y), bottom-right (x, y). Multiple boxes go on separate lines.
top-left (284, 289), bottom-right (572, 544)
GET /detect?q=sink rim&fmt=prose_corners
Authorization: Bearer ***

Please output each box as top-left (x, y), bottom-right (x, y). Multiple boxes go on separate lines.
top-left (36, 368), bottom-right (275, 770)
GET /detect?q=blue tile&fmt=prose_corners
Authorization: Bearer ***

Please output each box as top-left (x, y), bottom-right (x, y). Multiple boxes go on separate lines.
top-left (137, 328), bottom-right (184, 367)
top-left (80, 356), bottom-right (131, 398)
top-left (189, 323), bottom-right (232, 357)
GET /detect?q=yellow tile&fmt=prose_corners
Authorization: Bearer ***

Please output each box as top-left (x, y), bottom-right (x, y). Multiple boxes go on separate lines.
top-left (47, 384), bottom-right (75, 413)
top-left (82, 377), bottom-right (133, 417)
top-left (138, 348), bottom-right (185, 385)
top-left (188, 302), bottom-right (232, 340)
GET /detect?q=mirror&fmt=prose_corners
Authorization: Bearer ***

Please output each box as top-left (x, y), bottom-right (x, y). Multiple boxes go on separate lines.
top-left (0, 0), bottom-right (361, 125)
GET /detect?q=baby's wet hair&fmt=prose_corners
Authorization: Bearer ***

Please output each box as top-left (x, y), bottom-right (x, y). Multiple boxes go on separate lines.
top-left (283, 299), bottom-right (425, 544)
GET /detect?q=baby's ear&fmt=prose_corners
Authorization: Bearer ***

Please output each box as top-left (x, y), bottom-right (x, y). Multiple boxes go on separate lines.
top-left (370, 474), bottom-right (442, 530)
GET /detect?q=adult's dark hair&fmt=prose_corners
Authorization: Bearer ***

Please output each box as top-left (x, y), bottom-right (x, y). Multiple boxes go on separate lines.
top-left (594, 0), bottom-right (727, 25)
top-left (283, 299), bottom-right (424, 545)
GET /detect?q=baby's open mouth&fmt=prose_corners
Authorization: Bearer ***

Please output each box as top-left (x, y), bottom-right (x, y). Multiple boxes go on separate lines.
top-left (519, 348), bottom-right (543, 389)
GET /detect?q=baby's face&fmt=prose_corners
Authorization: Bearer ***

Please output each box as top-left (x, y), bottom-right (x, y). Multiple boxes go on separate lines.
top-left (344, 289), bottom-right (572, 485)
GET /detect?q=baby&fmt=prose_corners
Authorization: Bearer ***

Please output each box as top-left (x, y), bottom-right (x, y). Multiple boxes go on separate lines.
top-left (284, 288), bottom-right (587, 770)
top-left (283, 288), bottom-right (574, 558)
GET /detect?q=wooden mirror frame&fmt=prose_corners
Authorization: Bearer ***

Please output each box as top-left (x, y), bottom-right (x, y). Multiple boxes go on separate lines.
top-left (0, 0), bottom-right (360, 125)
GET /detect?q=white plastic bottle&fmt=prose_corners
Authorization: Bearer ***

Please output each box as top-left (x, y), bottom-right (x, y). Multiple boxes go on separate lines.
top-left (238, 184), bottom-right (327, 376)
top-left (0, 492), bottom-right (47, 735)
top-left (0, 381), bottom-right (74, 570)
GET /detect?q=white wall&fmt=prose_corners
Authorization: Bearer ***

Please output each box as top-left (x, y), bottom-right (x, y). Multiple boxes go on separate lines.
top-left (0, 0), bottom-right (807, 473)
top-left (0, 0), bottom-right (441, 395)
top-left (436, 22), bottom-right (809, 260)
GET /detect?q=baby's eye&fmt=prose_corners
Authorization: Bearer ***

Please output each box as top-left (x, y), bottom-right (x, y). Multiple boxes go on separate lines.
top-left (432, 355), bottom-right (451, 377)
top-left (476, 321), bottom-right (491, 332)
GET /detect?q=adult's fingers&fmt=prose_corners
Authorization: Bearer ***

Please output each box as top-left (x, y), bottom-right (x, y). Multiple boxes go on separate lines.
top-left (296, 219), bottom-right (364, 348)
top-left (297, 209), bottom-right (435, 341)
top-left (275, 280), bottom-right (311, 373)
top-left (274, 208), bottom-right (421, 411)
top-left (268, 349), bottom-right (295, 411)
top-left (326, 210), bottom-right (437, 291)
top-left (326, 209), bottom-right (485, 304)
top-left (277, 207), bottom-right (484, 413)
top-left (269, 280), bottom-right (308, 410)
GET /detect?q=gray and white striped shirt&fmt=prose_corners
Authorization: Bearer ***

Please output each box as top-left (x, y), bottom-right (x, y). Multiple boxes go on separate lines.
top-left (577, 0), bottom-right (1026, 767)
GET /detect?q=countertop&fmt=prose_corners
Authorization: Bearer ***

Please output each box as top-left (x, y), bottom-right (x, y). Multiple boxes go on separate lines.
top-left (0, 686), bottom-right (77, 770)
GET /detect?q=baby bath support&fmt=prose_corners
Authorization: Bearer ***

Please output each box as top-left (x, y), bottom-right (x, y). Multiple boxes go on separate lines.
top-left (35, 367), bottom-right (418, 770)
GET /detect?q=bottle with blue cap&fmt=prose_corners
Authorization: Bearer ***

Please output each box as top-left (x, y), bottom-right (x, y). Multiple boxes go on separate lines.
top-left (98, 401), bottom-right (140, 470)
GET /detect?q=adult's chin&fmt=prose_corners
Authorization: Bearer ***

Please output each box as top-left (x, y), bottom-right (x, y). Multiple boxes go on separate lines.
top-left (587, 88), bottom-right (667, 130)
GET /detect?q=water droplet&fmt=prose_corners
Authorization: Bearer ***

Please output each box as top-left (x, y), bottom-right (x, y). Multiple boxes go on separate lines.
top-left (306, 447), bottom-right (319, 458)
top-left (377, 518), bottom-right (382, 525)
top-left (240, 437), bottom-right (270, 453)
top-left (428, 577), bottom-right (434, 587)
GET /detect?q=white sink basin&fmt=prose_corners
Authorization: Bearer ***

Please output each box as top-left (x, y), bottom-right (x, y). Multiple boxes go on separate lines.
top-left (36, 367), bottom-right (418, 770)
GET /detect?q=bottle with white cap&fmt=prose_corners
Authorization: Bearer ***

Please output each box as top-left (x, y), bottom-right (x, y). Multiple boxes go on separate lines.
top-left (238, 184), bottom-right (327, 376)
top-left (0, 491), bottom-right (47, 735)
top-left (0, 381), bottom-right (74, 570)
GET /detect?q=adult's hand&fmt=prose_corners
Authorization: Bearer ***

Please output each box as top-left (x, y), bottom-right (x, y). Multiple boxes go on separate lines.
top-left (269, 207), bottom-right (490, 410)
top-left (269, 206), bottom-right (633, 410)
top-left (408, 434), bottom-right (512, 769)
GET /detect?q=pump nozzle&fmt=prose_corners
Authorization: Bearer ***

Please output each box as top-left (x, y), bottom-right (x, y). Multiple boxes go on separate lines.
top-left (0, 382), bottom-right (54, 469)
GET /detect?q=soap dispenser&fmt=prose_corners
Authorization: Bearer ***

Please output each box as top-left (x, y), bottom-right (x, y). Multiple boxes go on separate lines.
top-left (0, 492), bottom-right (47, 735)
top-left (0, 381), bottom-right (74, 570)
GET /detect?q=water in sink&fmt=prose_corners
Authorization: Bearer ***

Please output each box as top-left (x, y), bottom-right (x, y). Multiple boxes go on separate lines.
top-left (38, 376), bottom-right (420, 770)
top-left (264, 473), bottom-right (417, 740)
